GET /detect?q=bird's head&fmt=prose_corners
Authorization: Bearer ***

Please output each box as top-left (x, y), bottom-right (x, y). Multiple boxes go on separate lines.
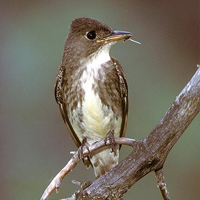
top-left (63, 17), bottom-right (132, 63)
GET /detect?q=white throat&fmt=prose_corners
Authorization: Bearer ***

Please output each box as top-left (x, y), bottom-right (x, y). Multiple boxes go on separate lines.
top-left (80, 43), bottom-right (113, 70)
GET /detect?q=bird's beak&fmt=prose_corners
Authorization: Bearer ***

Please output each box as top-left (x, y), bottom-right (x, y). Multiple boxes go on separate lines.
top-left (97, 30), bottom-right (132, 43)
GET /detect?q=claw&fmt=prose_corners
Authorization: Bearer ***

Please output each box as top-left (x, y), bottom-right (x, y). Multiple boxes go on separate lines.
top-left (104, 130), bottom-right (117, 155)
top-left (78, 137), bottom-right (90, 159)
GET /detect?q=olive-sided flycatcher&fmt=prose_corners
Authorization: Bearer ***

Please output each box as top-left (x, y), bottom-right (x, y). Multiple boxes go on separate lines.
top-left (55, 17), bottom-right (131, 178)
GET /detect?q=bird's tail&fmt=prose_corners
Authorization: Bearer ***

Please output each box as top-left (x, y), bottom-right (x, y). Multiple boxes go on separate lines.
top-left (90, 145), bottom-right (119, 178)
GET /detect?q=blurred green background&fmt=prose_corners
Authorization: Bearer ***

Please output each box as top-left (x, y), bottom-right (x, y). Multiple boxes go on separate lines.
top-left (1, 1), bottom-right (200, 200)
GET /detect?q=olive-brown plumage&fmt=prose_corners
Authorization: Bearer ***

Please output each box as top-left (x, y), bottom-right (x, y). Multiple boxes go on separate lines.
top-left (55, 17), bottom-right (131, 178)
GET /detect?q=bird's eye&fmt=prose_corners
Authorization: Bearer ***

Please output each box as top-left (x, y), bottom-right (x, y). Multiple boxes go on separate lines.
top-left (86, 31), bottom-right (96, 40)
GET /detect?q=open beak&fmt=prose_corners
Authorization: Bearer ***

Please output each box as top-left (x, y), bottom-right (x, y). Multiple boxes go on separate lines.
top-left (97, 30), bottom-right (132, 43)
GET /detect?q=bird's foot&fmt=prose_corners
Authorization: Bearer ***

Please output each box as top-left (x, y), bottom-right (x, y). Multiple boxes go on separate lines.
top-left (78, 137), bottom-right (90, 160)
top-left (105, 130), bottom-right (117, 156)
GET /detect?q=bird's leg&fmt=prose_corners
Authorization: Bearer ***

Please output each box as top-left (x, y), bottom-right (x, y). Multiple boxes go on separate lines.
top-left (77, 137), bottom-right (91, 168)
top-left (78, 137), bottom-right (90, 159)
top-left (104, 130), bottom-right (117, 156)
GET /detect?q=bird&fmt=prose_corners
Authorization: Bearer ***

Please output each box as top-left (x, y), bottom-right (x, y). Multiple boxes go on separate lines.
top-left (55, 17), bottom-right (131, 178)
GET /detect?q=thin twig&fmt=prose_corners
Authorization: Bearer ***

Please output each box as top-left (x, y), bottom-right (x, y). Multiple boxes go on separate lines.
top-left (155, 168), bottom-right (170, 200)
top-left (40, 138), bottom-right (135, 200)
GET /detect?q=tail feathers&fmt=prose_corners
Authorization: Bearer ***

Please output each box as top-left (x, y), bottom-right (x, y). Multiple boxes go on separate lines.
top-left (82, 156), bottom-right (91, 168)
top-left (90, 146), bottom-right (119, 178)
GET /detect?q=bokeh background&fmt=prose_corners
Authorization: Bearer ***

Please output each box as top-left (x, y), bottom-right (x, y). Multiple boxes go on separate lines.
top-left (1, 1), bottom-right (200, 200)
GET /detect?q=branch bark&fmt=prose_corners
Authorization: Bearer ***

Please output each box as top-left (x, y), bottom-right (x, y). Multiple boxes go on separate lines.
top-left (155, 168), bottom-right (170, 200)
top-left (70, 65), bottom-right (200, 199)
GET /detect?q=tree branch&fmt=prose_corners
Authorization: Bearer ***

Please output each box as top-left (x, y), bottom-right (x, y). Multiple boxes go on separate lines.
top-left (155, 168), bottom-right (170, 200)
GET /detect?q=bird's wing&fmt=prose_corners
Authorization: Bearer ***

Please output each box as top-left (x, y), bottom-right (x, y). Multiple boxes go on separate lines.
top-left (54, 65), bottom-right (91, 167)
top-left (111, 58), bottom-right (128, 140)
top-left (54, 65), bottom-right (82, 147)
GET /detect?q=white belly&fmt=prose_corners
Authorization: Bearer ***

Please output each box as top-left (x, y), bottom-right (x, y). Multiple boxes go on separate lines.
top-left (81, 75), bottom-right (122, 144)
